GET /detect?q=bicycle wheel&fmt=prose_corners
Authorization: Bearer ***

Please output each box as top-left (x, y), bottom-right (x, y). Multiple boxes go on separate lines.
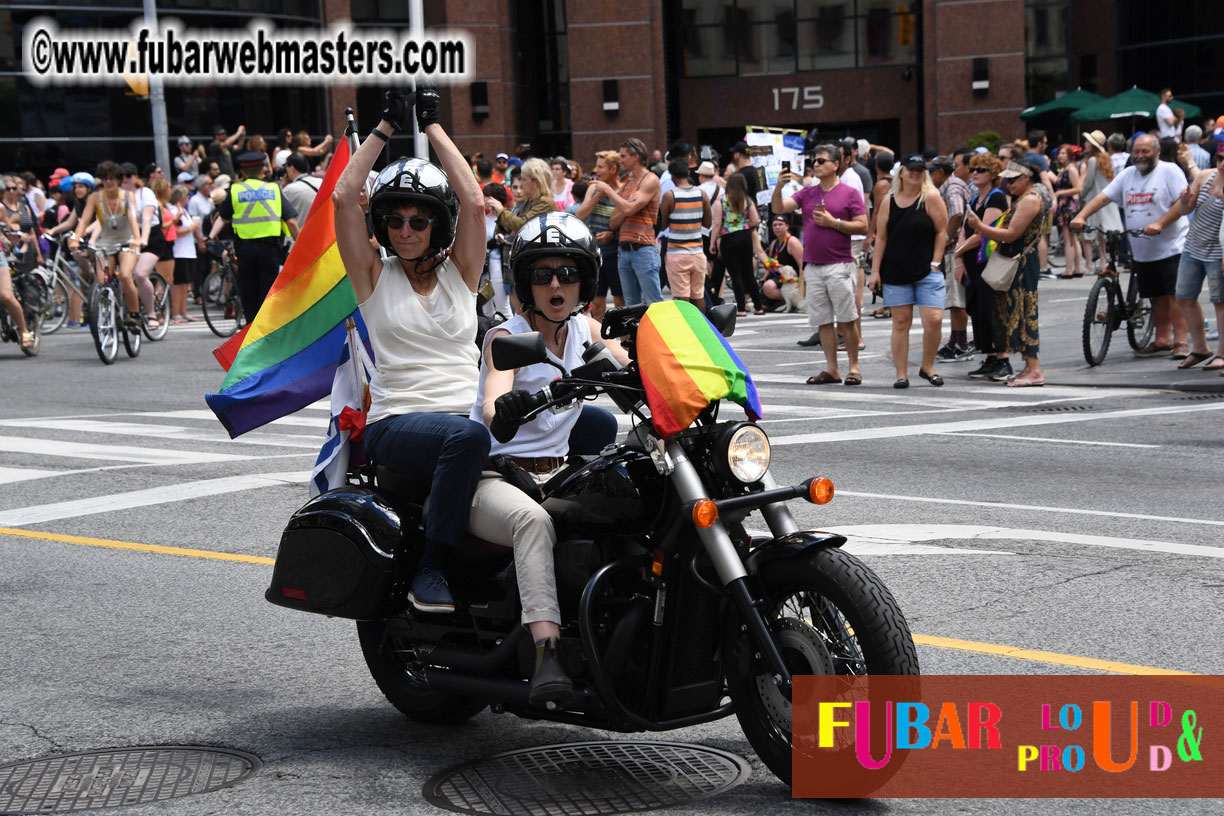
top-left (143, 272), bottom-right (171, 340)
top-left (90, 285), bottom-right (118, 365)
top-left (121, 294), bottom-right (142, 358)
top-left (1124, 274), bottom-right (1156, 350)
top-left (1081, 276), bottom-right (1116, 366)
top-left (202, 268), bottom-right (240, 337)
top-left (42, 278), bottom-right (69, 335)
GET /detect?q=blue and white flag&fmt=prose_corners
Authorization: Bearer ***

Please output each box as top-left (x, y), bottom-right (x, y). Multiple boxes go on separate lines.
top-left (309, 319), bottom-right (374, 497)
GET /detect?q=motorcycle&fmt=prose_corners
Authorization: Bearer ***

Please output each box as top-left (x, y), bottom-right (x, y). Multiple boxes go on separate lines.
top-left (265, 303), bottom-right (919, 786)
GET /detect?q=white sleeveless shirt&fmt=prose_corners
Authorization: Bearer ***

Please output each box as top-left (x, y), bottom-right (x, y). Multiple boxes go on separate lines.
top-left (469, 313), bottom-right (591, 458)
top-left (360, 256), bottom-right (480, 423)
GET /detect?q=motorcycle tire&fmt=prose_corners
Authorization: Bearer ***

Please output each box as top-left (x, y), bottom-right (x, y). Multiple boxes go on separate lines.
top-left (356, 620), bottom-right (489, 724)
top-left (724, 546), bottom-right (919, 788)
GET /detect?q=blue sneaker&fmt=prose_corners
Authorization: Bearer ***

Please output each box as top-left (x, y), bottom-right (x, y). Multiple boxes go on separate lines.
top-left (409, 568), bottom-right (455, 614)
top-left (66, 321), bottom-right (88, 329)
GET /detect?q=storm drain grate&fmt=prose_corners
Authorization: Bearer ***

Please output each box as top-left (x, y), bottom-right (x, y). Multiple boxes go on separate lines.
top-left (423, 740), bottom-right (750, 816)
top-left (0, 746), bottom-right (260, 814)
top-left (1031, 404), bottom-right (1095, 412)
top-left (1176, 393), bottom-right (1224, 401)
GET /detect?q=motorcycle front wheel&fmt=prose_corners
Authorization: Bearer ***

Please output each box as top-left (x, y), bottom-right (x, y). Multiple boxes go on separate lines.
top-left (725, 546), bottom-right (920, 787)
top-left (357, 620), bottom-right (488, 724)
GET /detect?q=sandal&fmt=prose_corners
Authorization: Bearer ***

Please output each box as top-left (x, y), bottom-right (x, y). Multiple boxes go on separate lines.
top-left (844, 372), bottom-right (862, 386)
top-left (144, 315), bottom-right (160, 331)
top-left (806, 371), bottom-right (842, 385)
top-left (20, 331), bottom-right (34, 349)
top-left (1177, 351), bottom-right (1212, 369)
top-left (1006, 376), bottom-right (1045, 387)
top-left (872, 307), bottom-right (891, 319)
top-left (1203, 355), bottom-right (1224, 371)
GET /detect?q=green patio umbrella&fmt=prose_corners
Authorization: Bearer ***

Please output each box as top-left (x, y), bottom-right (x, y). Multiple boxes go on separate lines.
top-left (1071, 86), bottom-right (1203, 123)
top-left (1020, 88), bottom-right (1103, 120)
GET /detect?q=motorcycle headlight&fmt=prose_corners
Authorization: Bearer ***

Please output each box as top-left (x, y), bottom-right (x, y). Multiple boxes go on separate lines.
top-left (723, 424), bottom-right (771, 483)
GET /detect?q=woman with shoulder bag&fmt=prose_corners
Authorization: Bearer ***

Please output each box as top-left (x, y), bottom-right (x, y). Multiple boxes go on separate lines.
top-left (965, 159), bottom-right (1047, 387)
top-left (867, 154), bottom-right (950, 388)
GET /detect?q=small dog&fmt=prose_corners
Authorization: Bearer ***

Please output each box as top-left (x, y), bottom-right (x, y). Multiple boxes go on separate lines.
top-left (777, 264), bottom-right (805, 313)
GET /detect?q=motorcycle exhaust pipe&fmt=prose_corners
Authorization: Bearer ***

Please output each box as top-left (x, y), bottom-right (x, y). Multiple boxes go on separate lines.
top-left (423, 668), bottom-right (600, 712)
top-left (418, 624), bottom-right (528, 673)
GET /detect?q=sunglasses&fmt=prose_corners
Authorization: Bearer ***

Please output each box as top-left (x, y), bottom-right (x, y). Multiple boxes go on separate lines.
top-left (811, 157), bottom-right (833, 165)
top-left (382, 214), bottom-right (435, 231)
top-left (529, 265), bottom-right (582, 285)
top-left (970, 167), bottom-right (992, 173)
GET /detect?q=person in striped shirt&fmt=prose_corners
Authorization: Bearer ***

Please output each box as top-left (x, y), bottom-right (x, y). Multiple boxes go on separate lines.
top-left (659, 158), bottom-right (711, 311)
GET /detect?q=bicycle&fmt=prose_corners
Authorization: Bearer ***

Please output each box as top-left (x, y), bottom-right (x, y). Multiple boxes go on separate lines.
top-left (0, 231), bottom-right (48, 357)
top-left (202, 239), bottom-right (245, 338)
top-left (1080, 227), bottom-right (1154, 366)
top-left (84, 243), bottom-right (142, 364)
top-left (37, 235), bottom-right (95, 334)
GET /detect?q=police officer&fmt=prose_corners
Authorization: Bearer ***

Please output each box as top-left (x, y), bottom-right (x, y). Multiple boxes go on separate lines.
top-left (208, 151), bottom-right (300, 321)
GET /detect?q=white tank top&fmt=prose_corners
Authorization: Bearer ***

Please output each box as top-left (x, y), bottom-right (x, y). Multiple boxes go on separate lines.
top-left (360, 256), bottom-right (479, 423)
top-left (469, 313), bottom-right (591, 458)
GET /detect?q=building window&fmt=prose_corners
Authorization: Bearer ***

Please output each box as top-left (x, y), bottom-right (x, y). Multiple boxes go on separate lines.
top-left (1024, 0), bottom-right (1070, 106)
top-left (682, 1), bottom-right (918, 77)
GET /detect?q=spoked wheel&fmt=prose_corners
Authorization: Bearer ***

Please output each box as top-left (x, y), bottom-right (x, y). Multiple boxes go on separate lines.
top-left (121, 303), bottom-right (142, 358)
top-left (1126, 297), bottom-right (1156, 351)
top-left (724, 547), bottom-right (920, 787)
top-left (202, 268), bottom-right (243, 337)
top-left (89, 286), bottom-right (119, 365)
top-left (143, 272), bottom-right (171, 340)
top-left (356, 620), bottom-right (488, 724)
top-left (42, 278), bottom-right (69, 335)
top-left (1081, 276), bottom-right (1116, 366)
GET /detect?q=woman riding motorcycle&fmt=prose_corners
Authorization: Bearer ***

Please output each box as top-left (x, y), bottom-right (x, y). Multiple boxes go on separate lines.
top-left (333, 88), bottom-right (490, 615)
top-left (467, 212), bottom-right (628, 703)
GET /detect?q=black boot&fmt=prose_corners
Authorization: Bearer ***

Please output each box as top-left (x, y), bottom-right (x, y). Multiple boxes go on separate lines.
top-left (528, 636), bottom-right (573, 705)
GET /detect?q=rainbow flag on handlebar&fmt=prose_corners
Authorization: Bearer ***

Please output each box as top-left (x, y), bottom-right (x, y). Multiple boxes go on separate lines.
top-left (636, 300), bottom-right (762, 439)
top-left (205, 138), bottom-right (370, 438)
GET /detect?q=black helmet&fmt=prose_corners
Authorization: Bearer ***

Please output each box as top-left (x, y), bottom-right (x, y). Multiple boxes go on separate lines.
top-left (368, 158), bottom-right (459, 259)
top-left (507, 212), bottom-right (600, 312)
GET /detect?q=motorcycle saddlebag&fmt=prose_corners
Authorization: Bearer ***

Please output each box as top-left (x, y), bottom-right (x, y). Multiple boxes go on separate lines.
top-left (265, 487), bottom-right (401, 620)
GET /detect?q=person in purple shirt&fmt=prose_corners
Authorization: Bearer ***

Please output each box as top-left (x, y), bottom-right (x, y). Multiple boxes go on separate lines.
top-left (772, 144), bottom-right (869, 385)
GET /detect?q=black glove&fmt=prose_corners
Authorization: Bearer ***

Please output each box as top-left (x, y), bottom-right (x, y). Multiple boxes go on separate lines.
top-left (380, 89), bottom-right (415, 133)
top-left (415, 87), bottom-right (441, 130)
top-left (489, 389), bottom-right (536, 444)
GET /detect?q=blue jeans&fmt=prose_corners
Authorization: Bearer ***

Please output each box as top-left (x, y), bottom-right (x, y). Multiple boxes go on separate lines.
top-left (364, 412), bottom-right (490, 567)
top-left (618, 243), bottom-right (663, 305)
top-left (567, 405), bottom-right (618, 455)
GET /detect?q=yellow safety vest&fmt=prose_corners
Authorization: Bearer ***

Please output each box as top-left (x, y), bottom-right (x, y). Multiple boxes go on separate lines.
top-left (229, 179), bottom-right (283, 240)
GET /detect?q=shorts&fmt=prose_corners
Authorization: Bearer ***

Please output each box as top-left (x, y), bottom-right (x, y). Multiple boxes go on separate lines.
top-left (172, 256), bottom-right (196, 284)
top-left (665, 252), bottom-right (705, 298)
top-left (144, 226), bottom-right (174, 262)
top-left (883, 269), bottom-right (947, 309)
top-left (1174, 253), bottom-right (1224, 303)
top-left (943, 251), bottom-right (966, 309)
top-left (1133, 255), bottom-right (1179, 299)
top-left (804, 262), bottom-right (858, 327)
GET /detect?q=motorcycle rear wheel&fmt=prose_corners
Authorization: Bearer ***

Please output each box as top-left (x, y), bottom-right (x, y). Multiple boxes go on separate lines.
top-left (725, 546), bottom-right (919, 787)
top-left (357, 620), bottom-right (489, 724)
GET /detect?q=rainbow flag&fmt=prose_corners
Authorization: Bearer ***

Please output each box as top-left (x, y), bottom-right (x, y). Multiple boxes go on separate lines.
top-left (636, 300), bottom-right (762, 439)
top-left (977, 211), bottom-right (1008, 264)
top-left (205, 139), bottom-right (369, 438)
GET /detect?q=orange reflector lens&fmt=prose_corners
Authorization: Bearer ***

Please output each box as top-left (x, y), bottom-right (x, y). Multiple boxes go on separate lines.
top-left (651, 549), bottom-right (665, 576)
top-left (692, 499), bottom-right (719, 528)
top-left (809, 478), bottom-right (835, 505)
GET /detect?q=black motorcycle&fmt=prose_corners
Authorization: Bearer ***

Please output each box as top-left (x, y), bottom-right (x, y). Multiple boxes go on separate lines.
top-left (266, 304), bottom-right (919, 786)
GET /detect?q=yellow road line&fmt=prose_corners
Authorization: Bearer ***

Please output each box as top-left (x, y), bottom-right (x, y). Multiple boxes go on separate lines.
top-left (913, 634), bottom-right (1196, 675)
top-left (0, 526), bottom-right (275, 565)
top-left (0, 526), bottom-right (1197, 675)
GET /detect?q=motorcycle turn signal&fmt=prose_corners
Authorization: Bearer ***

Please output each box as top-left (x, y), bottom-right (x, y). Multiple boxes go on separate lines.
top-left (807, 477), bottom-right (835, 505)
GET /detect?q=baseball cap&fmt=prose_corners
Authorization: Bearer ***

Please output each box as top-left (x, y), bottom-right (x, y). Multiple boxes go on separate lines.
top-left (143, 162), bottom-right (162, 178)
top-left (998, 161), bottom-right (1028, 180)
top-left (176, 171), bottom-right (196, 184)
top-left (213, 174), bottom-right (231, 189)
top-left (926, 155), bottom-right (954, 172)
top-left (212, 124), bottom-right (227, 135)
top-left (49, 167), bottom-right (70, 186)
top-left (495, 152), bottom-right (509, 160)
top-left (178, 135), bottom-right (192, 146)
top-left (696, 161), bottom-right (717, 177)
top-left (901, 153), bottom-right (927, 170)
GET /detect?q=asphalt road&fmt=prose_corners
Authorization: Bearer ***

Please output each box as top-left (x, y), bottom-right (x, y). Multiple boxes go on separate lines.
top-left (1, 277), bottom-right (1221, 815)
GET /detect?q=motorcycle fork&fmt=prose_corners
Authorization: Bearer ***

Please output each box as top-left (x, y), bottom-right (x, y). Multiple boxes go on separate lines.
top-left (665, 441), bottom-right (792, 688)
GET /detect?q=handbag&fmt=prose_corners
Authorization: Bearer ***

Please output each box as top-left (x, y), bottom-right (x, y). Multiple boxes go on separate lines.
top-left (982, 250), bottom-right (1020, 291)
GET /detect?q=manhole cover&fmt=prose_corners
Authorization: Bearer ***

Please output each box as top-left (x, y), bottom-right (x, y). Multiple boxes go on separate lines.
top-left (0, 746), bottom-right (260, 814)
top-left (424, 741), bottom-right (750, 816)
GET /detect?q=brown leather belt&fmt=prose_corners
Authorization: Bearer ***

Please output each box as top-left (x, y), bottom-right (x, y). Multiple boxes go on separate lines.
top-left (506, 455), bottom-right (564, 474)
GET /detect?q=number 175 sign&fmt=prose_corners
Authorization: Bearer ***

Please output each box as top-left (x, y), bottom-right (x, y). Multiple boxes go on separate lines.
top-left (771, 85), bottom-right (823, 110)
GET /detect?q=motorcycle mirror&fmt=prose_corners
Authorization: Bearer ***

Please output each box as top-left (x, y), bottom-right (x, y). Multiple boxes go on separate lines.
top-left (491, 332), bottom-right (547, 371)
top-left (707, 303), bottom-right (737, 338)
